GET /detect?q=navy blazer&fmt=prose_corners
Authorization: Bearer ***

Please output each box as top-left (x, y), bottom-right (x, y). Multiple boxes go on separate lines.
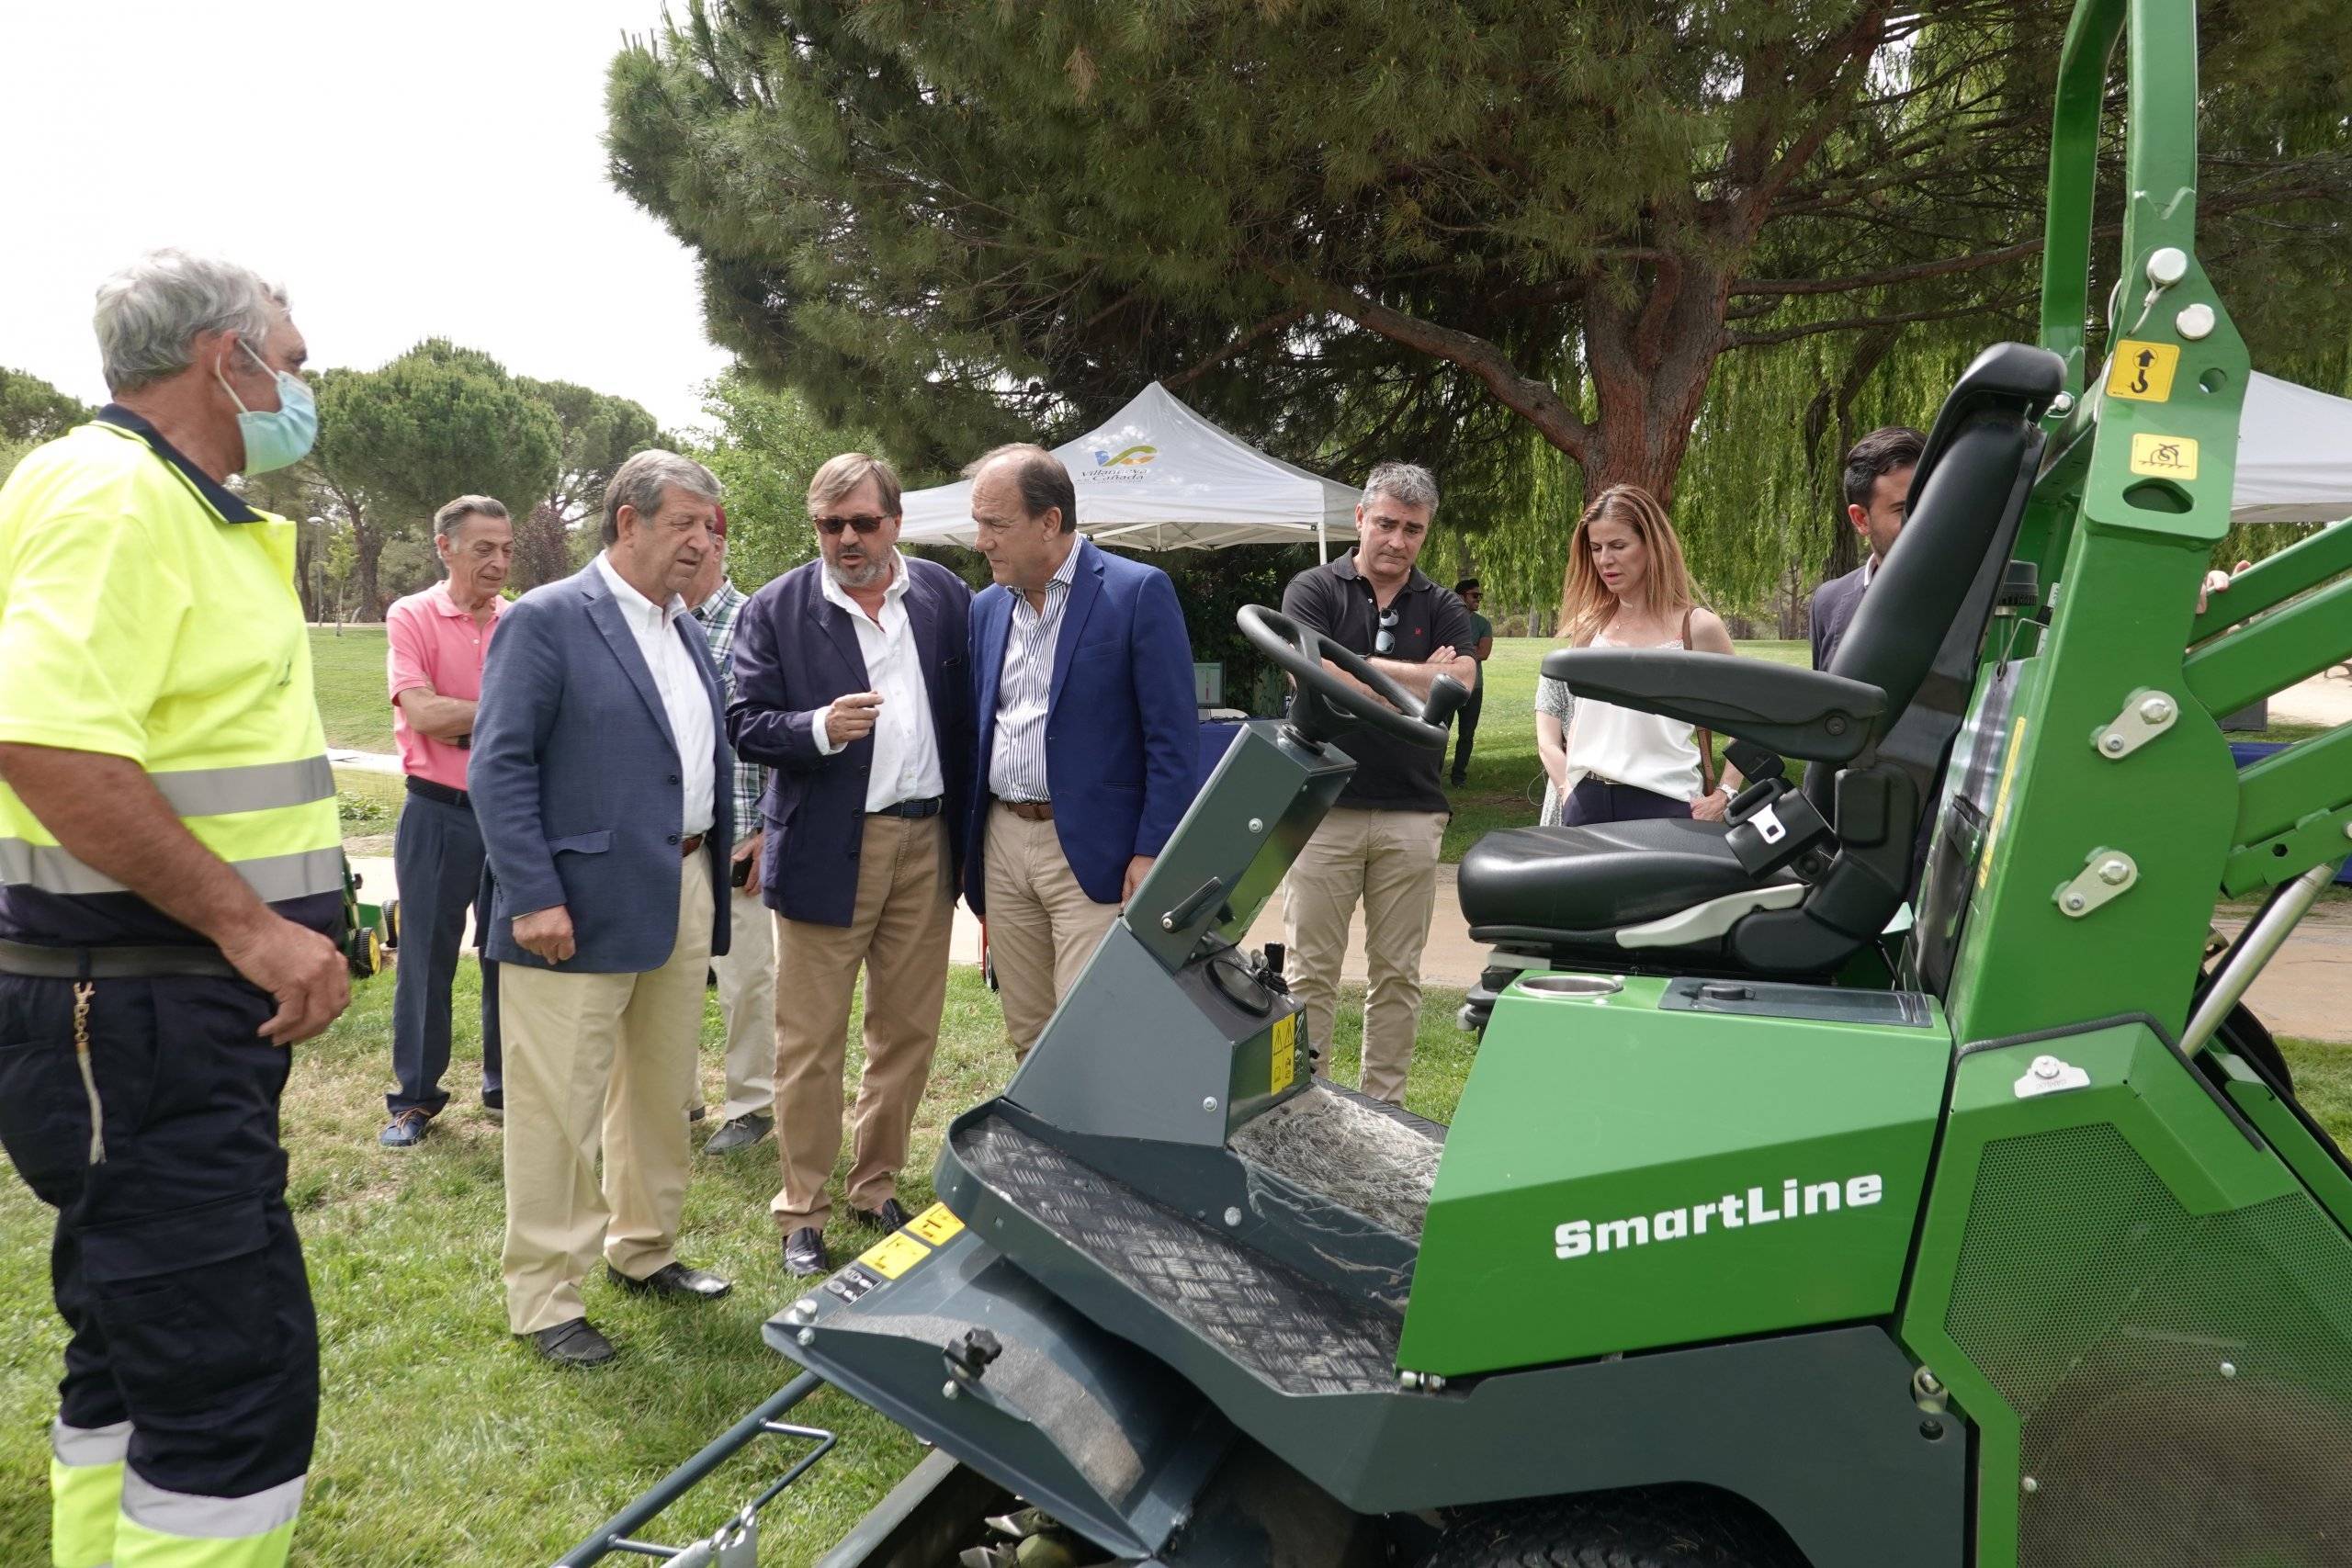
top-left (966, 537), bottom-right (1198, 911)
top-left (727, 555), bottom-right (975, 928)
top-left (1811, 563), bottom-right (1869, 671)
top-left (469, 560), bottom-right (733, 973)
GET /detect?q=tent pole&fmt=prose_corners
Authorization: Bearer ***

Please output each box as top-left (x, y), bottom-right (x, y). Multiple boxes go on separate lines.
top-left (1317, 517), bottom-right (1328, 563)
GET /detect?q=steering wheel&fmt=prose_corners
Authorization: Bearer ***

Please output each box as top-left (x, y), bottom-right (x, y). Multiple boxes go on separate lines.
top-left (1238, 604), bottom-right (1460, 751)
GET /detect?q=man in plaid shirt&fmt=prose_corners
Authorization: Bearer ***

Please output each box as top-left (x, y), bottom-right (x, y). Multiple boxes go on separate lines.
top-left (687, 507), bottom-right (777, 1152)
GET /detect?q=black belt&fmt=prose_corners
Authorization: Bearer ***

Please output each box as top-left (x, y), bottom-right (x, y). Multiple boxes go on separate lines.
top-left (0, 937), bottom-right (240, 981)
top-left (407, 776), bottom-right (469, 808)
top-left (871, 796), bottom-right (944, 819)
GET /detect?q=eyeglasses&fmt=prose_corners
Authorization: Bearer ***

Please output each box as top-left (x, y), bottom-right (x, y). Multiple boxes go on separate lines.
top-left (814, 513), bottom-right (891, 536)
top-left (1375, 605), bottom-right (1400, 655)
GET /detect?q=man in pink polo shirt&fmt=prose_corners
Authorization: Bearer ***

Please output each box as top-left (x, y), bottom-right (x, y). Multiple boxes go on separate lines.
top-left (379, 494), bottom-right (513, 1147)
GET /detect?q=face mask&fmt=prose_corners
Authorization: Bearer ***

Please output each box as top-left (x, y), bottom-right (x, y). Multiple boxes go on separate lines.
top-left (216, 339), bottom-right (318, 474)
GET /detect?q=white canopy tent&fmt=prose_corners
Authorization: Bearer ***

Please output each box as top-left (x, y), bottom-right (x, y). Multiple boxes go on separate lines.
top-left (895, 382), bottom-right (1361, 557)
top-left (2233, 372), bottom-right (2352, 525)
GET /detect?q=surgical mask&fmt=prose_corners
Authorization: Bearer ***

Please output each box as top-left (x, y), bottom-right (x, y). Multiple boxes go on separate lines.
top-left (216, 339), bottom-right (318, 474)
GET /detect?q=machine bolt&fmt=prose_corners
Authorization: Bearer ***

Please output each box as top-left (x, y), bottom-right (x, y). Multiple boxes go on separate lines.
top-left (2021, 1477), bottom-right (2040, 1495)
top-left (2139, 695), bottom-right (2175, 724)
top-left (1919, 1417), bottom-right (1945, 1440)
top-left (792, 1296), bottom-right (819, 1319)
top-left (2098, 858), bottom-right (2131, 886)
top-left (1396, 1370), bottom-right (1422, 1391)
top-left (2032, 1055), bottom-right (2064, 1080)
top-left (1203, 1096), bottom-right (1220, 1113)
top-left (1425, 1374), bottom-right (1447, 1393)
top-left (2221, 1360), bottom-right (2237, 1379)
top-left (2342, 821), bottom-right (2352, 841)
top-left (1914, 1369), bottom-right (1946, 1398)
top-left (2176, 302), bottom-right (2217, 341)
top-left (942, 1381), bottom-right (960, 1401)
top-left (2064, 894), bottom-right (2088, 913)
top-left (1248, 817), bottom-right (1265, 834)
top-left (797, 1327), bottom-right (815, 1348)
top-left (1223, 1206), bottom-right (1242, 1227)
top-left (2102, 734), bottom-right (2127, 754)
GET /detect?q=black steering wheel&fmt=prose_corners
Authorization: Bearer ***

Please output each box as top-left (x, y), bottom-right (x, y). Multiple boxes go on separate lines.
top-left (1238, 604), bottom-right (1461, 750)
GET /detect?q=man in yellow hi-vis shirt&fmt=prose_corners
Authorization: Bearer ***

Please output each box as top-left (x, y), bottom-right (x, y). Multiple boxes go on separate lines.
top-left (0, 250), bottom-right (348, 1568)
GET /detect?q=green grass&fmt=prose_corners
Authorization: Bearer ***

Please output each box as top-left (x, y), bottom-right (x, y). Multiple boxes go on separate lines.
top-left (310, 626), bottom-right (394, 752)
top-left (0, 965), bottom-right (1482, 1566)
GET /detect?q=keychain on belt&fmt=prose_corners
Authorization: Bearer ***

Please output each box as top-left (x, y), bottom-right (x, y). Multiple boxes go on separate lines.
top-left (73, 981), bottom-right (106, 1165)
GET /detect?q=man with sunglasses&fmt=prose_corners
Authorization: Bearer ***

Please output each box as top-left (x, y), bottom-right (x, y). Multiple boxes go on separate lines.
top-left (725, 454), bottom-right (974, 1279)
top-left (1277, 462), bottom-right (1478, 1103)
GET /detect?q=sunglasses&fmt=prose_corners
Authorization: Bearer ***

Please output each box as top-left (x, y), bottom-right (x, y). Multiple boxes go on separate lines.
top-left (1375, 605), bottom-right (1400, 655)
top-left (814, 513), bottom-right (891, 536)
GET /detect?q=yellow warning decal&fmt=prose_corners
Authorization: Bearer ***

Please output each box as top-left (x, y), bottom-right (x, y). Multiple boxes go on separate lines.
top-left (2105, 340), bottom-right (2179, 402)
top-left (2128, 433), bottom-right (2199, 482)
top-left (855, 1230), bottom-right (933, 1280)
top-left (906, 1202), bottom-right (965, 1247)
top-left (1271, 1012), bottom-right (1297, 1092)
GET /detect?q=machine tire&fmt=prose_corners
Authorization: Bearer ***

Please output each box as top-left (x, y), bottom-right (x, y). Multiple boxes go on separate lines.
top-left (1424, 1488), bottom-right (1804, 1568)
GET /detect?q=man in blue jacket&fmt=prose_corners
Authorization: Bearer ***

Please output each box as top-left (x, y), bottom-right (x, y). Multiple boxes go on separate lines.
top-left (966, 445), bottom-right (1197, 1058)
top-left (470, 450), bottom-right (736, 1366)
top-left (728, 453), bottom-right (974, 1279)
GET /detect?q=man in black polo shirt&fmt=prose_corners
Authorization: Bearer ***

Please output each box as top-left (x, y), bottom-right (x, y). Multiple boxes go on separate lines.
top-left (1279, 461), bottom-right (1477, 1102)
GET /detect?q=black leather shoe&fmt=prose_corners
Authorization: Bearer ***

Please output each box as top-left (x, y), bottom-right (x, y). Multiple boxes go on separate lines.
top-left (783, 1227), bottom-right (829, 1277)
top-left (608, 1261), bottom-right (732, 1301)
top-left (852, 1197), bottom-right (912, 1232)
top-left (526, 1317), bottom-right (616, 1368)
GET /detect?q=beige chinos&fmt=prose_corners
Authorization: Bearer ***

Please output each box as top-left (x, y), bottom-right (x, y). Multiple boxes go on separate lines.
top-left (1282, 806), bottom-right (1447, 1103)
top-left (769, 814), bottom-right (955, 1230)
top-left (499, 852), bottom-right (714, 1335)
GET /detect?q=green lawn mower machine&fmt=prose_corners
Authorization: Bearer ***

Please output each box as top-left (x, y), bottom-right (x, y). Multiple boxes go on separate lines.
top-left (558, 1), bottom-right (2352, 1562)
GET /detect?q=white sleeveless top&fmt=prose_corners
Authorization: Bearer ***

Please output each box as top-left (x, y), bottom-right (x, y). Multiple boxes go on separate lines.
top-left (1563, 626), bottom-right (1704, 801)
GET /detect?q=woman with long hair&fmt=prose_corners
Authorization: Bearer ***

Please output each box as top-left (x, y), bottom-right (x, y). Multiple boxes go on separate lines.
top-left (1536, 483), bottom-right (1738, 827)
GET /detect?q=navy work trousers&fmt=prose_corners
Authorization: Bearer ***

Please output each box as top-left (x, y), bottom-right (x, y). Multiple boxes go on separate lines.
top-left (0, 972), bottom-right (319, 1500)
top-left (388, 787), bottom-right (502, 1117)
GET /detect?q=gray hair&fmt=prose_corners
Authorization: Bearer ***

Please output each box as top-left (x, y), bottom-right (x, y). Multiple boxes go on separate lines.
top-left (94, 249), bottom-right (288, 395)
top-left (601, 449), bottom-right (722, 546)
top-left (965, 443), bottom-right (1077, 534)
top-left (434, 494), bottom-right (510, 542)
top-left (1362, 460), bottom-right (1441, 517)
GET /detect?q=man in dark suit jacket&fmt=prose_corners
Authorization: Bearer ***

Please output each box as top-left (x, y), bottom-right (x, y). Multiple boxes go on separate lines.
top-left (727, 452), bottom-right (974, 1279)
top-left (471, 450), bottom-right (736, 1368)
top-left (964, 444), bottom-right (1197, 1059)
top-left (1812, 425), bottom-right (1924, 669)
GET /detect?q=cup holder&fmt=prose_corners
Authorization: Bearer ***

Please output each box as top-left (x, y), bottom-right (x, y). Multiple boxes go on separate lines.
top-left (1516, 973), bottom-right (1624, 998)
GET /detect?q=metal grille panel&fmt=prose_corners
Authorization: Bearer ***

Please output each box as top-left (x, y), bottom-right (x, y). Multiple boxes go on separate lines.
top-left (1945, 1123), bottom-right (2352, 1565)
top-left (957, 1116), bottom-right (1402, 1395)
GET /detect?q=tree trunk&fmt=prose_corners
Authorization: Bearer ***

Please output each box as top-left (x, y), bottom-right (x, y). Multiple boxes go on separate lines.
top-left (352, 520), bottom-right (385, 623)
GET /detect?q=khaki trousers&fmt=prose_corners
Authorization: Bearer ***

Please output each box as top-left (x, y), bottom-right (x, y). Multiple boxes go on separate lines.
top-left (710, 845), bottom-right (777, 1122)
top-left (770, 814), bottom-right (954, 1230)
top-left (500, 852), bottom-right (713, 1335)
top-left (985, 805), bottom-right (1121, 1058)
top-left (1283, 807), bottom-right (1446, 1103)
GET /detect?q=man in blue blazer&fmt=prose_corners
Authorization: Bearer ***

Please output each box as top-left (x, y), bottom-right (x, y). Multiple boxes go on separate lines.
top-left (1812, 425), bottom-right (1921, 670)
top-left (470, 451), bottom-right (736, 1367)
top-left (728, 453), bottom-right (974, 1279)
top-left (965, 444), bottom-right (1197, 1057)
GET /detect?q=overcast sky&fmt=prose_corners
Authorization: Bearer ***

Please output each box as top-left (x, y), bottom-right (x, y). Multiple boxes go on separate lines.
top-left (2, 0), bottom-right (729, 432)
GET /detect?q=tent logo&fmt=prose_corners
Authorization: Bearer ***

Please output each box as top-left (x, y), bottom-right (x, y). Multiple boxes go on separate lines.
top-left (1092, 444), bottom-right (1158, 468)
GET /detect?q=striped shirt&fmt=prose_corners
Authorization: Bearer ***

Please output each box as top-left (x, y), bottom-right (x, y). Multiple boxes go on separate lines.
top-left (987, 544), bottom-right (1080, 802)
top-left (694, 579), bottom-right (769, 843)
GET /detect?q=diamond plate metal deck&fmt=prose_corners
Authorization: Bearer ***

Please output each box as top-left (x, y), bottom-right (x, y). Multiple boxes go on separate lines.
top-left (956, 1115), bottom-right (1403, 1395)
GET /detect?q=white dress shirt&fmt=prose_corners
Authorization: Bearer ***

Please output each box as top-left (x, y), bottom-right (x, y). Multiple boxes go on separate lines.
top-left (810, 553), bottom-right (946, 811)
top-left (988, 543), bottom-right (1080, 802)
top-left (595, 552), bottom-right (716, 836)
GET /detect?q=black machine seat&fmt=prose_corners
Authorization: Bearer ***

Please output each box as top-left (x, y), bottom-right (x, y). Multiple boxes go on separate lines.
top-left (1463, 819), bottom-right (1792, 943)
top-left (1461, 341), bottom-right (2064, 976)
